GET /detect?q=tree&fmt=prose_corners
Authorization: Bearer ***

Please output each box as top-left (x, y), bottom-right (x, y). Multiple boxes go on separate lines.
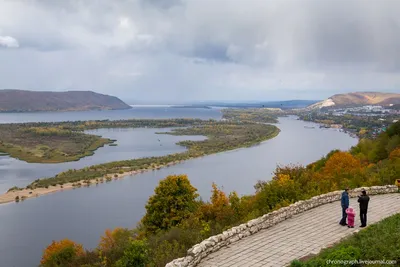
top-left (323, 151), bottom-right (361, 177)
top-left (142, 175), bottom-right (199, 233)
top-left (41, 239), bottom-right (84, 267)
top-left (97, 228), bottom-right (131, 252)
top-left (115, 239), bottom-right (149, 267)
top-left (201, 183), bottom-right (234, 226)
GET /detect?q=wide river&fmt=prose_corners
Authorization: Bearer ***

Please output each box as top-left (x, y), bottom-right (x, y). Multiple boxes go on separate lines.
top-left (0, 107), bottom-right (357, 266)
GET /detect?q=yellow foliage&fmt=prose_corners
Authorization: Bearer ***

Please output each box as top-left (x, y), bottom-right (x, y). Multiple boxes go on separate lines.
top-left (211, 183), bottom-right (229, 206)
top-left (359, 128), bottom-right (368, 135)
top-left (323, 151), bottom-right (362, 176)
top-left (277, 174), bottom-right (292, 186)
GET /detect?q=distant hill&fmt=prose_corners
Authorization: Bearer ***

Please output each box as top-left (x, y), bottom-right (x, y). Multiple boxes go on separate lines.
top-left (307, 92), bottom-right (400, 110)
top-left (0, 90), bottom-right (131, 112)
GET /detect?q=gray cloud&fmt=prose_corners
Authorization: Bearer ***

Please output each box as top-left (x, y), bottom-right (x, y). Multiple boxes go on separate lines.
top-left (0, 0), bottom-right (399, 103)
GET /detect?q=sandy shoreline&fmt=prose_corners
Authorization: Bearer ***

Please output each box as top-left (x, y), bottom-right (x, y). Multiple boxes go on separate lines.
top-left (0, 160), bottom-right (185, 205)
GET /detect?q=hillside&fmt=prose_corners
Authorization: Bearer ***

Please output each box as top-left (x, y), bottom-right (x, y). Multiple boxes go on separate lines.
top-left (307, 92), bottom-right (400, 109)
top-left (0, 89), bottom-right (131, 112)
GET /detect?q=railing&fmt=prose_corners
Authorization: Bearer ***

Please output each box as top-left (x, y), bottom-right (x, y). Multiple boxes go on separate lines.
top-left (166, 185), bottom-right (399, 267)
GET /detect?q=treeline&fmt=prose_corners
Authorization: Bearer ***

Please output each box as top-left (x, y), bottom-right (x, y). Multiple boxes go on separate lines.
top-left (39, 122), bottom-right (400, 266)
top-left (1, 118), bottom-right (207, 132)
top-left (222, 108), bottom-right (280, 123)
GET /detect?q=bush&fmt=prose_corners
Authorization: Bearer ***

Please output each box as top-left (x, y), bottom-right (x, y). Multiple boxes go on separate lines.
top-left (41, 239), bottom-right (84, 267)
top-left (114, 239), bottom-right (149, 267)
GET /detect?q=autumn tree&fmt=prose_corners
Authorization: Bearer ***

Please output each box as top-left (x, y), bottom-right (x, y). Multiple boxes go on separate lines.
top-left (201, 183), bottom-right (235, 227)
top-left (98, 228), bottom-right (131, 252)
top-left (97, 227), bottom-right (132, 264)
top-left (41, 239), bottom-right (84, 267)
top-left (323, 151), bottom-right (361, 176)
top-left (322, 151), bottom-right (365, 187)
top-left (142, 175), bottom-right (199, 233)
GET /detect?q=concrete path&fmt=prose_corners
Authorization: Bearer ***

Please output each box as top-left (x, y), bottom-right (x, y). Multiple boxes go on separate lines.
top-left (197, 193), bottom-right (400, 267)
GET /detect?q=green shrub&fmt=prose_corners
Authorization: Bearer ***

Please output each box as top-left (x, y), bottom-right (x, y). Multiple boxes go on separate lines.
top-left (114, 239), bottom-right (149, 267)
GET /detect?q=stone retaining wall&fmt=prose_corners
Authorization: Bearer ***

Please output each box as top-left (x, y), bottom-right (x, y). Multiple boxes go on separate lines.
top-left (166, 185), bottom-right (399, 267)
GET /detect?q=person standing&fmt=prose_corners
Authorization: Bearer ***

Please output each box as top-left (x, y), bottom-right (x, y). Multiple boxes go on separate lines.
top-left (358, 190), bottom-right (370, 227)
top-left (339, 187), bottom-right (350, 226)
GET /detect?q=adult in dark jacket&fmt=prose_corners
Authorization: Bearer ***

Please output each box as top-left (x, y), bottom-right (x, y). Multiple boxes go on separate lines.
top-left (358, 190), bottom-right (370, 227)
top-left (339, 188), bottom-right (350, 226)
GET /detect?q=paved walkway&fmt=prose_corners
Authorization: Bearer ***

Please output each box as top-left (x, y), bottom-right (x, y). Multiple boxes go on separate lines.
top-left (198, 193), bottom-right (400, 267)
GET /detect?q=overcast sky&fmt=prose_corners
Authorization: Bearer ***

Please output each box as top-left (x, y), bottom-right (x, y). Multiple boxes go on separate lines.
top-left (0, 0), bottom-right (399, 103)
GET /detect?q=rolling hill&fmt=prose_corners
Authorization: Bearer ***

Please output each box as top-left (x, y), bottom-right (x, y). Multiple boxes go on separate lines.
top-left (0, 89), bottom-right (131, 112)
top-left (307, 92), bottom-right (400, 109)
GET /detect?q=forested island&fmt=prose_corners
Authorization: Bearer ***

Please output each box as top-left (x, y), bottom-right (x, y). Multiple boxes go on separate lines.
top-left (0, 124), bottom-right (114, 163)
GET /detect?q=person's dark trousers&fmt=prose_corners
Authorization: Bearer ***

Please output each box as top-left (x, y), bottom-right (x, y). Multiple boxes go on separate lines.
top-left (340, 206), bottom-right (348, 225)
top-left (360, 209), bottom-right (367, 226)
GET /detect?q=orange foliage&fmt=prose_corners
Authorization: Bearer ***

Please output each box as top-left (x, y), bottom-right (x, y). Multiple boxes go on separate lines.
top-left (41, 239), bottom-right (84, 266)
top-left (211, 183), bottom-right (229, 207)
top-left (201, 183), bottom-right (234, 223)
top-left (389, 147), bottom-right (400, 159)
top-left (323, 151), bottom-right (362, 176)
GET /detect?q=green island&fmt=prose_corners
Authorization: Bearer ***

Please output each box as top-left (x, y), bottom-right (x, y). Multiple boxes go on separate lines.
top-left (291, 213), bottom-right (400, 267)
top-left (0, 124), bottom-right (113, 163)
top-left (37, 121), bottom-right (400, 267)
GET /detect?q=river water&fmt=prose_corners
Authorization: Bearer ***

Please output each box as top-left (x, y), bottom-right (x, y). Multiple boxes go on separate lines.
top-left (0, 108), bottom-right (357, 266)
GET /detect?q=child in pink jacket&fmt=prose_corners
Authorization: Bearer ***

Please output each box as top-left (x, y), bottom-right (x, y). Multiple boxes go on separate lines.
top-left (346, 207), bottom-right (356, 228)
